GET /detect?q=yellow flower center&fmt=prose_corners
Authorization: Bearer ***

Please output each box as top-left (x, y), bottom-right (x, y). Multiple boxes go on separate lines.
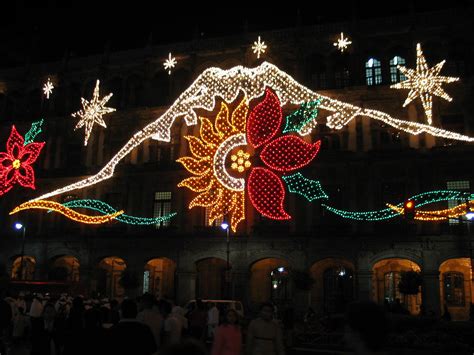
top-left (231, 150), bottom-right (251, 173)
top-left (12, 159), bottom-right (21, 169)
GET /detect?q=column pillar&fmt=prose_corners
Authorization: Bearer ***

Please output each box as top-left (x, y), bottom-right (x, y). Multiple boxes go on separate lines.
top-left (421, 270), bottom-right (441, 317)
top-left (357, 269), bottom-right (373, 302)
top-left (176, 270), bottom-right (196, 305)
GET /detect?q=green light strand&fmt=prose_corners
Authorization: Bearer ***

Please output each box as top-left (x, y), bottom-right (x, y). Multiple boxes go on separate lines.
top-left (282, 172), bottom-right (328, 202)
top-left (59, 199), bottom-right (176, 225)
top-left (24, 119), bottom-right (44, 145)
top-left (322, 190), bottom-right (473, 221)
top-left (283, 99), bottom-right (321, 134)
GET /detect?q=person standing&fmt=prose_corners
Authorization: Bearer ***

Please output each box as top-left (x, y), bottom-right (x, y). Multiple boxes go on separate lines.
top-left (137, 293), bottom-right (163, 349)
top-left (207, 302), bottom-right (219, 338)
top-left (30, 303), bottom-right (63, 355)
top-left (211, 309), bottom-right (241, 355)
top-left (246, 302), bottom-right (285, 355)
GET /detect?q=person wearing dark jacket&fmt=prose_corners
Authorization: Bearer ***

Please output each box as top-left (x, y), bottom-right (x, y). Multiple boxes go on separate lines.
top-left (31, 303), bottom-right (64, 355)
top-left (109, 299), bottom-right (157, 355)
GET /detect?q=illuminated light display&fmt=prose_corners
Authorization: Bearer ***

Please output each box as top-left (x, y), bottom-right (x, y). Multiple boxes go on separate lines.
top-left (24, 119), bottom-right (44, 146)
top-left (260, 136), bottom-right (321, 172)
top-left (387, 200), bottom-right (474, 221)
top-left (163, 53), bottom-right (177, 75)
top-left (390, 43), bottom-right (459, 125)
top-left (43, 78), bottom-right (54, 99)
top-left (71, 80), bottom-right (116, 146)
top-left (322, 190), bottom-right (474, 221)
top-left (252, 36), bottom-right (267, 59)
top-left (29, 62), bottom-right (473, 204)
top-left (248, 167), bottom-right (290, 220)
top-left (283, 100), bottom-right (321, 134)
top-left (281, 173), bottom-right (328, 202)
top-left (60, 199), bottom-right (177, 225)
top-left (10, 200), bottom-right (123, 224)
top-left (333, 32), bottom-right (352, 53)
top-left (247, 89), bottom-right (282, 148)
top-left (0, 126), bottom-right (45, 196)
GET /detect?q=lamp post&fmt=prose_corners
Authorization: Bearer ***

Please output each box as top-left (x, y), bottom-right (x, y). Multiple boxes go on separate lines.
top-left (221, 221), bottom-right (231, 299)
top-left (14, 223), bottom-right (26, 280)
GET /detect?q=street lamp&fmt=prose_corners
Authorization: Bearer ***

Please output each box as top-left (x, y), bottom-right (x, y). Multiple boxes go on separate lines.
top-left (221, 221), bottom-right (231, 299)
top-left (14, 222), bottom-right (26, 280)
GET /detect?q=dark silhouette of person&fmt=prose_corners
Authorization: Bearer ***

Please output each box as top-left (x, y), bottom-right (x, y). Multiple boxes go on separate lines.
top-left (188, 299), bottom-right (207, 342)
top-left (109, 299), bottom-right (157, 355)
top-left (0, 288), bottom-right (13, 354)
top-left (31, 303), bottom-right (64, 355)
top-left (344, 301), bottom-right (388, 355)
top-left (442, 303), bottom-right (451, 321)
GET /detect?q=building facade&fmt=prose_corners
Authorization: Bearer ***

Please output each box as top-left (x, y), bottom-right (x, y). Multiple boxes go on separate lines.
top-left (1, 7), bottom-right (474, 320)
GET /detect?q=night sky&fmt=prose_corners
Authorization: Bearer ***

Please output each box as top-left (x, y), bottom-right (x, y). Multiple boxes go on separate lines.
top-left (0, 0), bottom-right (470, 67)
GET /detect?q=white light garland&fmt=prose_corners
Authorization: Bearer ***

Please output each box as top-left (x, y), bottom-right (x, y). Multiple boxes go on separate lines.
top-left (71, 80), bottom-right (116, 146)
top-left (252, 36), bottom-right (267, 59)
top-left (43, 78), bottom-right (54, 99)
top-left (31, 62), bottom-right (474, 202)
top-left (163, 53), bottom-right (177, 75)
top-left (390, 43), bottom-right (459, 125)
top-left (333, 32), bottom-right (352, 53)
top-left (213, 133), bottom-right (246, 192)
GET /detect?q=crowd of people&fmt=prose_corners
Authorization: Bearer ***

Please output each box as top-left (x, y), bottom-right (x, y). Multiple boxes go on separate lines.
top-left (0, 289), bottom-right (287, 355)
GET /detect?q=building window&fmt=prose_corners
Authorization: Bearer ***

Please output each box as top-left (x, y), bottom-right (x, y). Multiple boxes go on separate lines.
top-left (335, 69), bottom-right (350, 88)
top-left (389, 56), bottom-right (406, 83)
top-left (143, 270), bottom-right (150, 293)
top-left (447, 180), bottom-right (470, 224)
top-left (443, 272), bottom-right (465, 306)
top-left (365, 58), bottom-right (382, 86)
top-left (154, 192), bottom-right (172, 229)
top-left (384, 271), bottom-right (402, 303)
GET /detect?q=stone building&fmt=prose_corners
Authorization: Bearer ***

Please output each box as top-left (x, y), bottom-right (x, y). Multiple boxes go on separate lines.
top-left (1, 6), bottom-right (474, 320)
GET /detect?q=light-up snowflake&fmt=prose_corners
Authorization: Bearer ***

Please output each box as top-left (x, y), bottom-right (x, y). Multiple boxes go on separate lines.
top-left (43, 78), bottom-right (54, 99)
top-left (163, 53), bottom-right (177, 75)
top-left (333, 32), bottom-right (352, 53)
top-left (252, 36), bottom-right (267, 59)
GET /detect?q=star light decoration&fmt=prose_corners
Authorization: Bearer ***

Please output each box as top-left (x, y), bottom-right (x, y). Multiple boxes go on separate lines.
top-left (252, 36), bottom-right (267, 59)
top-left (71, 80), bottom-right (116, 146)
top-left (43, 78), bottom-right (54, 99)
top-left (390, 43), bottom-right (459, 125)
top-left (333, 32), bottom-right (352, 53)
top-left (163, 53), bottom-right (177, 75)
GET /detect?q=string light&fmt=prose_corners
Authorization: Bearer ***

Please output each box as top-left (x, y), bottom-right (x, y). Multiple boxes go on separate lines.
top-left (333, 32), bottom-right (352, 53)
top-left (163, 53), bottom-right (177, 75)
top-left (10, 200), bottom-right (123, 224)
top-left (387, 201), bottom-right (474, 221)
top-left (252, 36), bottom-right (267, 59)
top-left (390, 43), bottom-right (459, 125)
top-left (260, 136), bottom-right (321, 172)
top-left (29, 62), bottom-right (474, 205)
top-left (43, 78), bottom-right (54, 99)
top-left (322, 190), bottom-right (474, 221)
top-left (283, 100), bottom-right (321, 134)
top-left (248, 167), bottom-right (290, 220)
top-left (0, 126), bottom-right (45, 196)
top-left (247, 89), bottom-right (282, 148)
top-left (24, 119), bottom-right (44, 146)
top-left (282, 173), bottom-right (328, 202)
top-left (71, 79), bottom-right (116, 146)
top-left (61, 199), bottom-right (177, 225)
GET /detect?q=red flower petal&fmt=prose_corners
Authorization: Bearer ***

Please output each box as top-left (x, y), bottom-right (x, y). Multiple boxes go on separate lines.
top-left (20, 142), bottom-right (45, 165)
top-left (0, 152), bottom-right (13, 169)
top-left (0, 171), bottom-right (13, 196)
top-left (248, 167), bottom-right (291, 220)
top-left (247, 88), bottom-right (282, 148)
top-left (16, 165), bottom-right (36, 189)
top-left (6, 126), bottom-right (24, 157)
top-left (260, 136), bottom-right (321, 172)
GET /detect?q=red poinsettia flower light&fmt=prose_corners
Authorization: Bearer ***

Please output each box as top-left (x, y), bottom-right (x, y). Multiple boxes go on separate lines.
top-left (246, 88), bottom-right (321, 219)
top-left (0, 126), bottom-right (45, 196)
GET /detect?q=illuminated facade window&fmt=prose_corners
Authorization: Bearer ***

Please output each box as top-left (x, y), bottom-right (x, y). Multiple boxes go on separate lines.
top-left (443, 272), bottom-right (465, 306)
top-left (365, 58), bottom-right (382, 86)
top-left (153, 192), bottom-right (172, 229)
top-left (384, 271), bottom-right (402, 303)
top-left (446, 180), bottom-right (470, 224)
top-left (389, 56), bottom-right (407, 83)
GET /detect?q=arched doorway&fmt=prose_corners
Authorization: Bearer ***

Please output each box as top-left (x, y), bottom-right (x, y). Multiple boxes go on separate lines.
top-left (372, 258), bottom-right (422, 315)
top-left (310, 258), bottom-right (354, 314)
top-left (97, 257), bottom-right (126, 299)
top-left (49, 255), bottom-right (80, 282)
top-left (11, 256), bottom-right (36, 280)
top-left (144, 258), bottom-right (176, 299)
top-left (439, 258), bottom-right (473, 320)
top-left (195, 258), bottom-right (228, 299)
top-left (249, 258), bottom-right (290, 305)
